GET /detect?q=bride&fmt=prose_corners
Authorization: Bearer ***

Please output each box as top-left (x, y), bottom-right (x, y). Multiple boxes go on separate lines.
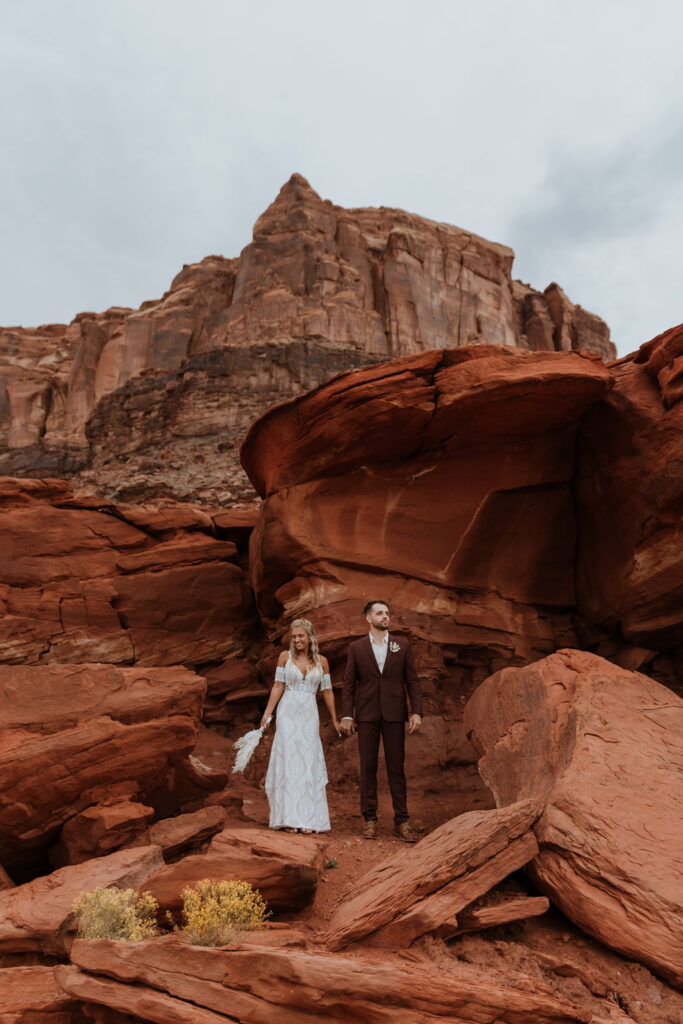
top-left (260, 618), bottom-right (340, 834)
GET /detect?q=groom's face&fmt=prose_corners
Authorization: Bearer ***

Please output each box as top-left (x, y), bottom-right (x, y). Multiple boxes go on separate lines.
top-left (366, 603), bottom-right (390, 631)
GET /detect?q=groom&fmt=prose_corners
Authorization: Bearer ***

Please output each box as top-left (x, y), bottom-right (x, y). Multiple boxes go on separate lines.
top-left (340, 600), bottom-right (423, 842)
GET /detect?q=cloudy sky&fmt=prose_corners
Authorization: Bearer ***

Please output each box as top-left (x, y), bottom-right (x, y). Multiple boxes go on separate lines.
top-left (2, 1), bottom-right (681, 356)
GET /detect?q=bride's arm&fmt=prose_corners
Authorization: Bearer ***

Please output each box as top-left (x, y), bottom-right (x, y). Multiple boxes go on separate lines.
top-left (260, 652), bottom-right (287, 729)
top-left (320, 656), bottom-right (341, 736)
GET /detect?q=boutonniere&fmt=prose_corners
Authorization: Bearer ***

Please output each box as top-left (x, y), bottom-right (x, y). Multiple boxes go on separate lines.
top-left (389, 641), bottom-right (401, 653)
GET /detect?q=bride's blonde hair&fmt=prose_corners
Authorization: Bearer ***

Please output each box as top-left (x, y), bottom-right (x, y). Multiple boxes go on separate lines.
top-left (289, 618), bottom-right (322, 667)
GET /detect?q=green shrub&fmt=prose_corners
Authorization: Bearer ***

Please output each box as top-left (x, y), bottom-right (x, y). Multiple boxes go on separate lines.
top-left (72, 887), bottom-right (159, 941)
top-left (180, 878), bottom-right (269, 947)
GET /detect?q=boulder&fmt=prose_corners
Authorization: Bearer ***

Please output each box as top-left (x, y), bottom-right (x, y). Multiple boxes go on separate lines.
top-left (0, 662), bottom-right (205, 874)
top-left (58, 935), bottom-right (592, 1023)
top-left (324, 799), bottom-right (540, 949)
top-left (242, 345), bottom-right (612, 667)
top-left (0, 846), bottom-right (163, 956)
top-left (50, 800), bottom-right (155, 867)
top-left (464, 649), bottom-right (683, 986)
top-left (144, 827), bottom-right (326, 914)
top-left (0, 478), bottom-right (255, 667)
top-left (148, 807), bottom-right (225, 860)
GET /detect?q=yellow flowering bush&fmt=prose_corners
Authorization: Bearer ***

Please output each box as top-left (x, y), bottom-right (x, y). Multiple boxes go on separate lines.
top-left (180, 878), bottom-right (269, 947)
top-left (72, 887), bottom-right (159, 941)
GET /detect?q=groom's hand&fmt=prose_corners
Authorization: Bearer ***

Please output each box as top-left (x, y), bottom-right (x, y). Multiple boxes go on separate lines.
top-left (408, 714), bottom-right (422, 734)
top-left (340, 718), bottom-right (356, 736)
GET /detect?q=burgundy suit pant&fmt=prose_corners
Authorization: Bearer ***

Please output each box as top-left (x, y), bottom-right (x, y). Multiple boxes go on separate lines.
top-left (357, 720), bottom-right (408, 824)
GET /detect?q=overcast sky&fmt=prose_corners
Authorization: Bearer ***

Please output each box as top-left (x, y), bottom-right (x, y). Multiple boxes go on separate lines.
top-left (2, 1), bottom-right (681, 356)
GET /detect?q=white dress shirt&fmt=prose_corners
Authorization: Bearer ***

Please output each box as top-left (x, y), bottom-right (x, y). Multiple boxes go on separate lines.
top-left (369, 631), bottom-right (389, 672)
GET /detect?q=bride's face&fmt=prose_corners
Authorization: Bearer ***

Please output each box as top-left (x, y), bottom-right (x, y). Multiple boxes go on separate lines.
top-left (291, 627), bottom-right (310, 655)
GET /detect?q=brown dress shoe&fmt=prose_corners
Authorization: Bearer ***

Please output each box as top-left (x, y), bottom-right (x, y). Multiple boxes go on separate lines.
top-left (393, 821), bottom-right (418, 843)
top-left (363, 819), bottom-right (378, 840)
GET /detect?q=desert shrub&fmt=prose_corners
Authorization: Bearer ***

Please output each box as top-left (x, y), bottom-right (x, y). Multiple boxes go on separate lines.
top-left (180, 878), bottom-right (269, 947)
top-left (72, 887), bottom-right (159, 941)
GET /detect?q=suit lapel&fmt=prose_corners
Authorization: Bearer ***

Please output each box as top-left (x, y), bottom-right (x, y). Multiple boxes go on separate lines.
top-left (363, 635), bottom-right (382, 678)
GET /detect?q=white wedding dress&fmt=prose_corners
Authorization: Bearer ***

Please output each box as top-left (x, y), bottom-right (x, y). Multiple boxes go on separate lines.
top-left (265, 658), bottom-right (332, 832)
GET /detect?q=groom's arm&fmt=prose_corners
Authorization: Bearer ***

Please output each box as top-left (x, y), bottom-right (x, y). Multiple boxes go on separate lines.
top-left (341, 644), bottom-right (358, 721)
top-left (404, 642), bottom-right (423, 717)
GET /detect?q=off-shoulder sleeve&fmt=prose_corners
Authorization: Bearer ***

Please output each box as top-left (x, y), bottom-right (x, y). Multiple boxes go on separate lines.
top-left (320, 672), bottom-right (332, 691)
top-left (275, 666), bottom-right (286, 683)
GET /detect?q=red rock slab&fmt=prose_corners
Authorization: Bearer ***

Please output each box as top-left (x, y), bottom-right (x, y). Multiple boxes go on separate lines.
top-left (324, 799), bottom-right (539, 950)
top-left (65, 936), bottom-right (591, 1023)
top-left (454, 895), bottom-right (550, 934)
top-left (144, 827), bottom-right (326, 914)
top-left (0, 846), bottom-right (163, 956)
top-left (50, 800), bottom-right (155, 867)
top-left (115, 534), bottom-right (237, 573)
top-left (240, 346), bottom-right (612, 496)
top-left (367, 830), bottom-right (538, 947)
top-left (0, 965), bottom-right (80, 1023)
top-left (113, 502), bottom-right (215, 534)
top-left (464, 649), bottom-right (683, 987)
top-left (0, 663), bottom-right (205, 873)
top-left (57, 965), bottom-right (227, 1024)
top-left (148, 807), bottom-right (225, 860)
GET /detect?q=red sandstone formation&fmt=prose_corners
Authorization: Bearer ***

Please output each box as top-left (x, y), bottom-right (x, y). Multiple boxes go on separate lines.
top-left (0, 175), bottom-right (613, 504)
top-left (0, 846), bottom-right (163, 957)
top-left (147, 806), bottom-right (226, 860)
top-left (0, 965), bottom-right (83, 1023)
top-left (0, 662), bottom-right (205, 876)
top-left (1, 209), bottom-right (681, 1023)
top-left (144, 828), bottom-right (326, 915)
top-left (324, 799), bottom-right (540, 950)
top-left (58, 935), bottom-right (593, 1023)
top-left (464, 650), bottom-right (683, 987)
top-left (242, 345), bottom-right (612, 672)
top-left (0, 478), bottom-right (255, 669)
top-left (576, 324), bottom-right (683, 682)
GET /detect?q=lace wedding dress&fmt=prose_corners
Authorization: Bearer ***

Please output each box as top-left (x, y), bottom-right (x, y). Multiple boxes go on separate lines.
top-left (265, 657), bottom-right (332, 832)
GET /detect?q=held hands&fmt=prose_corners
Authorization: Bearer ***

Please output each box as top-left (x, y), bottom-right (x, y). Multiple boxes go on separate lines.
top-left (408, 713), bottom-right (422, 735)
top-left (331, 718), bottom-right (342, 738)
top-left (340, 718), bottom-right (356, 737)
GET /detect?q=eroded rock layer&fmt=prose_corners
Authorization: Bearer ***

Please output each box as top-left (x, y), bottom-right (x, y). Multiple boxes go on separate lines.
top-left (0, 175), bottom-right (613, 504)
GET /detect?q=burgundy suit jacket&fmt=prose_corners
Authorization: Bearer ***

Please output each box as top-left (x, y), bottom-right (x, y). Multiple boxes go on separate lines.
top-left (342, 635), bottom-right (423, 723)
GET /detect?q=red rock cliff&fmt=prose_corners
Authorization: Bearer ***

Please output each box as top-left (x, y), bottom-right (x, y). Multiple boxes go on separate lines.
top-left (0, 175), bottom-right (613, 504)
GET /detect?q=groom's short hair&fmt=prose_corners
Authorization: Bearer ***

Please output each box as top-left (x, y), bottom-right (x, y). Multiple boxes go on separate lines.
top-left (364, 600), bottom-right (389, 616)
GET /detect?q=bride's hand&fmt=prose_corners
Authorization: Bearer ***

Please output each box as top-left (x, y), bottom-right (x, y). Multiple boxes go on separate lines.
top-left (332, 718), bottom-right (342, 737)
top-left (260, 714), bottom-right (272, 731)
